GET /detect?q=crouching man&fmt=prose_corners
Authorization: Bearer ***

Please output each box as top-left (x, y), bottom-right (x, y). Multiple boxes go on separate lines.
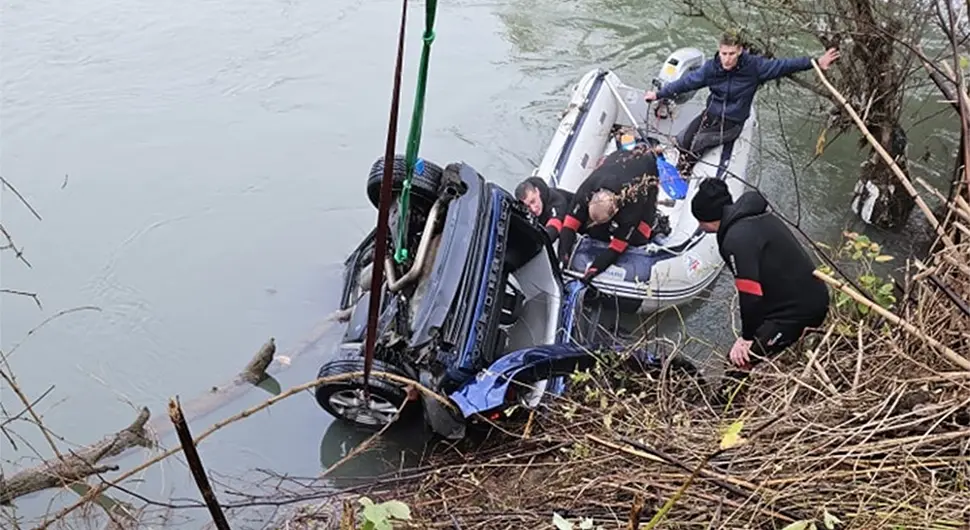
top-left (691, 178), bottom-right (830, 370)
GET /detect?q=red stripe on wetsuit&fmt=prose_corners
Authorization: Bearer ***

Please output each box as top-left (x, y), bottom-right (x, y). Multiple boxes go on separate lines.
top-left (608, 238), bottom-right (628, 253)
top-left (735, 279), bottom-right (763, 296)
top-left (563, 215), bottom-right (582, 231)
top-left (637, 221), bottom-right (652, 239)
top-left (546, 217), bottom-right (563, 232)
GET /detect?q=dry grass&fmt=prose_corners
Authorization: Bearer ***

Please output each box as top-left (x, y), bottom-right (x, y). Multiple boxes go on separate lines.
top-left (276, 225), bottom-right (970, 530)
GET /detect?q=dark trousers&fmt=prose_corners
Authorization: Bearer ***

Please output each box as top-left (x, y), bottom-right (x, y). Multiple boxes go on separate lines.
top-left (747, 318), bottom-right (823, 364)
top-left (722, 309), bottom-right (828, 391)
top-left (675, 112), bottom-right (744, 171)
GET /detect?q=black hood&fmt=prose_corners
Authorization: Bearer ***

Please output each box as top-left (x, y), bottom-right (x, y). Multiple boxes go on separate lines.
top-left (524, 176), bottom-right (551, 204)
top-left (719, 190), bottom-right (768, 235)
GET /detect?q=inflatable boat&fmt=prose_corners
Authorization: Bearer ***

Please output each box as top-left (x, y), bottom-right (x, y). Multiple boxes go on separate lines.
top-left (532, 48), bottom-right (762, 315)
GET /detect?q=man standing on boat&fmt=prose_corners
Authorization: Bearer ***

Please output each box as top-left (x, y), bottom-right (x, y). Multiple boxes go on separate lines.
top-left (551, 139), bottom-right (660, 284)
top-left (690, 178), bottom-right (829, 370)
top-left (642, 31), bottom-right (840, 173)
top-left (514, 177), bottom-right (574, 241)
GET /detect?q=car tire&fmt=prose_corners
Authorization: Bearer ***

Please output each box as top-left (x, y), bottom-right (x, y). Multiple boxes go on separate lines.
top-left (314, 351), bottom-right (418, 431)
top-left (366, 155), bottom-right (444, 209)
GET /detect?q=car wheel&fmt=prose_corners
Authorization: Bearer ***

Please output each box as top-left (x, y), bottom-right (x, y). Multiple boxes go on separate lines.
top-left (366, 155), bottom-right (444, 209)
top-left (314, 353), bottom-right (418, 430)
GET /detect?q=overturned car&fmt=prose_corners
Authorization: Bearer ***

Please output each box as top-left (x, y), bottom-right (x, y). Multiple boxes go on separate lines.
top-left (313, 155), bottom-right (692, 439)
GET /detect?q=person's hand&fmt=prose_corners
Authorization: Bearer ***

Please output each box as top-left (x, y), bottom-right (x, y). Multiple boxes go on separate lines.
top-left (643, 90), bottom-right (658, 102)
top-left (817, 47), bottom-right (841, 70)
top-left (729, 337), bottom-right (753, 368)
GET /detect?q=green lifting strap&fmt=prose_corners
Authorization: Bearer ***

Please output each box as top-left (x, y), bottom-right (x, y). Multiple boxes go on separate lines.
top-left (393, 0), bottom-right (438, 264)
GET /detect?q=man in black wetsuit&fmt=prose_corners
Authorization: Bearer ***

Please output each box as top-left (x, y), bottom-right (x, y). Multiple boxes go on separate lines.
top-left (550, 143), bottom-right (660, 284)
top-left (514, 177), bottom-right (574, 240)
top-left (691, 178), bottom-right (830, 370)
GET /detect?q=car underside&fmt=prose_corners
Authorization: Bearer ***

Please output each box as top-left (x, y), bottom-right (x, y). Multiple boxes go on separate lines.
top-left (315, 157), bottom-right (599, 438)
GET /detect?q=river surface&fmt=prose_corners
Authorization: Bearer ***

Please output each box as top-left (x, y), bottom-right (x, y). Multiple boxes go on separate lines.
top-left (0, 0), bottom-right (960, 527)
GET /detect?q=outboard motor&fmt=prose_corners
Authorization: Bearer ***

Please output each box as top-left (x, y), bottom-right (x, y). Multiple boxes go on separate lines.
top-left (652, 47), bottom-right (706, 105)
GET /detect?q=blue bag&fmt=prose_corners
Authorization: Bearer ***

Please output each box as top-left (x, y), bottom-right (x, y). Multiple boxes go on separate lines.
top-left (656, 154), bottom-right (687, 200)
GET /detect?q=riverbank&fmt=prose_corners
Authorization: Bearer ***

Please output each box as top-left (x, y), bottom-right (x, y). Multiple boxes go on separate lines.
top-left (273, 213), bottom-right (970, 529)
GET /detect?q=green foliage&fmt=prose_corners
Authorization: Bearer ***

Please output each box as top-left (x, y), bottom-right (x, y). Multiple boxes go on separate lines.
top-left (357, 497), bottom-right (411, 530)
top-left (816, 231), bottom-right (897, 328)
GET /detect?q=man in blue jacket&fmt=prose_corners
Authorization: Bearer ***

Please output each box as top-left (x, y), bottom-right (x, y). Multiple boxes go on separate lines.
top-left (644, 32), bottom-right (840, 172)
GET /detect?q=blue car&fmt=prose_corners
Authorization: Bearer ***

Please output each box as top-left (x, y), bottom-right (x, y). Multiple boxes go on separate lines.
top-left (313, 155), bottom-right (692, 439)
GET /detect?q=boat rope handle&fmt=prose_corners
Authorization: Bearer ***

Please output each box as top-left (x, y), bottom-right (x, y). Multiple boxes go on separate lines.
top-left (394, 0), bottom-right (438, 265)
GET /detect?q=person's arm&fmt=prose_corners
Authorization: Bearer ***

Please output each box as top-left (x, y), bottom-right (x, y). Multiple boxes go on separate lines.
top-left (582, 228), bottom-right (628, 282)
top-left (753, 54), bottom-right (812, 82)
top-left (545, 217), bottom-right (563, 243)
top-left (543, 190), bottom-right (571, 243)
top-left (557, 181), bottom-right (595, 266)
top-left (721, 224), bottom-right (766, 340)
top-left (656, 61), bottom-right (712, 100)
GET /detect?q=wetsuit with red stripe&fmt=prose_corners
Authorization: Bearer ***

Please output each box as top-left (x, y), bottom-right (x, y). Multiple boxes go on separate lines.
top-left (517, 177), bottom-right (574, 241)
top-left (716, 191), bottom-right (829, 345)
top-left (555, 147), bottom-right (660, 282)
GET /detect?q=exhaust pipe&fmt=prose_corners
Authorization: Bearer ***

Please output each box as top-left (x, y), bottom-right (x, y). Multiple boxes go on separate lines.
top-left (386, 195), bottom-right (447, 293)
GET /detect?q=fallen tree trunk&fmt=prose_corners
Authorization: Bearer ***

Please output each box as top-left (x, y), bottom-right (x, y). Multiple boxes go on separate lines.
top-left (142, 336), bottom-right (280, 437)
top-left (0, 408), bottom-right (152, 505)
top-left (0, 313), bottom-right (340, 506)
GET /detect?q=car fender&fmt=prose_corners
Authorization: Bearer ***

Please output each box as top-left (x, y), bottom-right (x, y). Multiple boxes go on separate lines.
top-left (447, 342), bottom-right (599, 418)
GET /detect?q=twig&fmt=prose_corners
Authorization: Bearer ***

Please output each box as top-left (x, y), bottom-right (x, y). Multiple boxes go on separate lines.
top-left (3, 306), bottom-right (102, 360)
top-left (167, 398), bottom-right (231, 530)
top-left (853, 320), bottom-right (865, 393)
top-left (915, 177), bottom-right (970, 225)
top-left (813, 269), bottom-right (970, 371)
top-left (810, 59), bottom-right (956, 248)
top-left (0, 368), bottom-right (65, 462)
top-left (0, 176), bottom-right (42, 221)
top-left (801, 323), bottom-right (836, 380)
top-left (0, 223), bottom-right (32, 268)
top-left (924, 272), bottom-right (970, 317)
top-left (940, 254), bottom-right (970, 279)
top-left (0, 385), bottom-right (55, 428)
top-left (0, 289), bottom-right (43, 310)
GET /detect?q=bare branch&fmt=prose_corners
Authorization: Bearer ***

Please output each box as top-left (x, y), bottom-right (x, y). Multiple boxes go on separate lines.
top-left (0, 385), bottom-right (55, 429)
top-left (2, 306), bottom-right (102, 361)
top-left (0, 176), bottom-right (42, 221)
top-left (0, 223), bottom-right (32, 268)
top-left (0, 289), bottom-right (42, 310)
